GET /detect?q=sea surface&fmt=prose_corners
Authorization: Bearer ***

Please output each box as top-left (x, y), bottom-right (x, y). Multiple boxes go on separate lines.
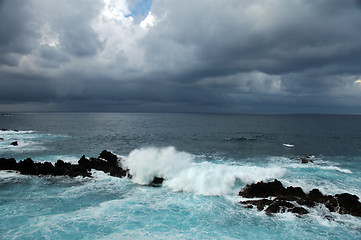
top-left (1, 113), bottom-right (361, 239)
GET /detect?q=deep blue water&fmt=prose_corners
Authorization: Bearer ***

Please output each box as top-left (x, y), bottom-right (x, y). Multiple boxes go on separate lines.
top-left (1, 113), bottom-right (361, 239)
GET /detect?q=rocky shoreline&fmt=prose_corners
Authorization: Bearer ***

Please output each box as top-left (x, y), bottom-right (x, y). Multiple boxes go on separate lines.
top-left (239, 179), bottom-right (361, 217)
top-left (0, 150), bottom-right (163, 186)
top-left (1, 150), bottom-right (360, 218)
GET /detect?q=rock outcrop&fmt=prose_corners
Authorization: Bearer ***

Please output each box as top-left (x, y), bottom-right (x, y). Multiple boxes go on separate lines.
top-left (0, 150), bottom-right (128, 179)
top-left (78, 150), bottom-right (127, 178)
top-left (239, 179), bottom-right (361, 217)
top-left (0, 150), bottom-right (165, 187)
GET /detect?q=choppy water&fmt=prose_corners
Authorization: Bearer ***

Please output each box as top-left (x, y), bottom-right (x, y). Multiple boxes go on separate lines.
top-left (1, 113), bottom-right (361, 239)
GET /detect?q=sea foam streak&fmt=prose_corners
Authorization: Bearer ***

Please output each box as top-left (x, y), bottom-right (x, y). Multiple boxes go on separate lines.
top-left (122, 146), bottom-right (286, 196)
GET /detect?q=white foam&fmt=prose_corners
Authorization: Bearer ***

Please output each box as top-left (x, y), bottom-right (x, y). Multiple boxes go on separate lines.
top-left (269, 156), bottom-right (353, 174)
top-left (122, 146), bottom-right (286, 196)
top-left (0, 130), bottom-right (35, 134)
top-left (0, 170), bottom-right (21, 179)
top-left (282, 143), bottom-right (294, 148)
top-left (34, 155), bottom-right (80, 164)
top-left (0, 130), bottom-right (48, 153)
top-left (122, 146), bottom-right (193, 185)
top-left (319, 165), bottom-right (352, 174)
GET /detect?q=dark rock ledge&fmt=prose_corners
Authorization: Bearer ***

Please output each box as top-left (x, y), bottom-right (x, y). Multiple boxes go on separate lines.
top-left (0, 150), bottom-right (123, 178)
top-left (239, 179), bottom-right (361, 217)
top-left (0, 150), bottom-right (164, 186)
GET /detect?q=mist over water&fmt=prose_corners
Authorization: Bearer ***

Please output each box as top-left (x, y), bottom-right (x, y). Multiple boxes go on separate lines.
top-left (1, 113), bottom-right (361, 239)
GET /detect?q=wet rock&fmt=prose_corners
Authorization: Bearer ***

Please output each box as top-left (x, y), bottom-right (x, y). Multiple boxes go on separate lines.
top-left (37, 161), bottom-right (55, 175)
top-left (291, 206), bottom-right (309, 215)
top-left (0, 158), bottom-right (18, 170)
top-left (240, 199), bottom-right (273, 211)
top-left (18, 158), bottom-right (36, 175)
top-left (300, 155), bottom-right (314, 164)
top-left (335, 193), bottom-right (361, 217)
top-left (10, 141), bottom-right (18, 146)
top-left (99, 150), bottom-right (118, 166)
top-left (239, 179), bottom-right (286, 198)
top-left (308, 189), bottom-right (325, 203)
top-left (78, 152), bottom-right (127, 178)
top-left (265, 200), bottom-right (295, 214)
top-left (0, 150), bottom-right (127, 178)
top-left (78, 155), bottom-right (91, 169)
top-left (150, 177), bottom-right (164, 187)
top-left (53, 159), bottom-right (90, 177)
top-left (283, 186), bottom-right (306, 200)
top-left (239, 179), bottom-right (361, 218)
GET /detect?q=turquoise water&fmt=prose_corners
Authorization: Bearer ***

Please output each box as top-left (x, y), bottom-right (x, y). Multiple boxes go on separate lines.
top-left (1, 113), bottom-right (361, 239)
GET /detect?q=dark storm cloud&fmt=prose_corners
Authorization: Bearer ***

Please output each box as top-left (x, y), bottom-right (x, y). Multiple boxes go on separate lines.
top-left (0, 0), bottom-right (39, 66)
top-left (146, 0), bottom-right (361, 76)
top-left (33, 0), bottom-right (104, 58)
top-left (1, 0), bottom-right (361, 113)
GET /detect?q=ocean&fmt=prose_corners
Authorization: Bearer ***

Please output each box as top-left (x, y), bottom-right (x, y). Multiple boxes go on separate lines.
top-left (1, 113), bottom-right (360, 239)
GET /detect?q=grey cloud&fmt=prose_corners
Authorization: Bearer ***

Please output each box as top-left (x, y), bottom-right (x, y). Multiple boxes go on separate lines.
top-left (35, 45), bottom-right (69, 68)
top-left (35, 0), bottom-right (104, 58)
top-left (146, 0), bottom-right (361, 77)
top-left (0, 0), bottom-right (39, 65)
top-left (1, 0), bottom-right (361, 113)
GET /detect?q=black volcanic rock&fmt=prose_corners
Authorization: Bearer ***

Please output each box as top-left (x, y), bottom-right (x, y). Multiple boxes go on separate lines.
top-left (0, 150), bottom-right (127, 179)
top-left (0, 158), bottom-right (18, 170)
top-left (78, 155), bottom-right (91, 169)
top-left (19, 158), bottom-right (36, 174)
top-left (77, 153), bottom-right (127, 178)
top-left (10, 141), bottom-right (18, 146)
top-left (150, 177), bottom-right (164, 187)
top-left (308, 189), bottom-right (325, 203)
top-left (285, 186), bottom-right (306, 200)
top-left (99, 150), bottom-right (118, 165)
top-left (265, 200), bottom-right (295, 214)
top-left (240, 199), bottom-right (273, 211)
top-left (291, 206), bottom-right (309, 215)
top-left (335, 193), bottom-right (361, 217)
top-left (239, 179), bottom-right (361, 218)
top-left (239, 179), bottom-right (286, 198)
top-left (37, 161), bottom-right (55, 175)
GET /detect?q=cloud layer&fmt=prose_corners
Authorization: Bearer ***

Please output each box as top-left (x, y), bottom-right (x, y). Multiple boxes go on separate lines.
top-left (1, 0), bottom-right (361, 113)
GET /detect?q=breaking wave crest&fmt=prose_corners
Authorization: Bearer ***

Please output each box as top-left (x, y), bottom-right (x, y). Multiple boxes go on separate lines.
top-left (122, 146), bottom-right (286, 196)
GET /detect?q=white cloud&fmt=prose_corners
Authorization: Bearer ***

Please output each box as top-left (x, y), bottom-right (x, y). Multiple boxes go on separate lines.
top-left (101, 0), bottom-right (132, 24)
top-left (354, 79), bottom-right (361, 85)
top-left (40, 23), bottom-right (59, 47)
top-left (140, 11), bottom-right (157, 29)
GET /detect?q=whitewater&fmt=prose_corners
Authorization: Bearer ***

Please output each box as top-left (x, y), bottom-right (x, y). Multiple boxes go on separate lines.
top-left (1, 113), bottom-right (361, 239)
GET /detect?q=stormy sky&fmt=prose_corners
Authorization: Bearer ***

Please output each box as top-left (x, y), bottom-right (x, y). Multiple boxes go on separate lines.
top-left (1, 0), bottom-right (361, 113)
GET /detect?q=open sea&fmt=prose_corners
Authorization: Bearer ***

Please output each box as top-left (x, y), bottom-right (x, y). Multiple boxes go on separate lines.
top-left (1, 113), bottom-right (361, 239)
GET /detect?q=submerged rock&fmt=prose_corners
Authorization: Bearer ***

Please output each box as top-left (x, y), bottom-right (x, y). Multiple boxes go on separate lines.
top-left (300, 155), bottom-right (314, 164)
top-left (239, 179), bottom-right (361, 218)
